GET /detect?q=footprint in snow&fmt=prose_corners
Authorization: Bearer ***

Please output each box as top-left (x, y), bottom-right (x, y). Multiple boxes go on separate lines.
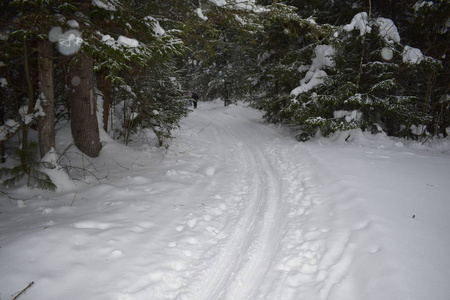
top-left (186, 237), bottom-right (199, 245)
top-left (73, 221), bottom-right (113, 230)
top-left (165, 169), bottom-right (178, 176)
top-left (131, 226), bottom-right (146, 233)
top-left (138, 221), bottom-right (154, 228)
top-left (197, 166), bottom-right (215, 177)
top-left (187, 218), bottom-right (198, 228)
top-left (130, 221), bottom-right (155, 233)
top-left (109, 249), bottom-right (124, 259)
top-left (288, 207), bottom-right (306, 217)
top-left (171, 260), bottom-right (187, 271)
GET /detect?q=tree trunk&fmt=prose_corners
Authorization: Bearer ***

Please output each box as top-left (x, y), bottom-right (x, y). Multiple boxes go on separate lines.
top-left (69, 53), bottom-right (102, 157)
top-left (22, 38), bottom-right (34, 164)
top-left (37, 39), bottom-right (55, 158)
top-left (0, 90), bottom-right (5, 163)
top-left (97, 70), bottom-right (111, 132)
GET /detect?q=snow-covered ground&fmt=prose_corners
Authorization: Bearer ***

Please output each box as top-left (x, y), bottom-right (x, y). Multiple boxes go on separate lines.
top-left (1, 101), bottom-right (449, 300)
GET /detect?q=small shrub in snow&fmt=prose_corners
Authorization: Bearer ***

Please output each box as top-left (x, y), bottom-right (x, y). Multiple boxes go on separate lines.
top-left (0, 142), bottom-right (56, 191)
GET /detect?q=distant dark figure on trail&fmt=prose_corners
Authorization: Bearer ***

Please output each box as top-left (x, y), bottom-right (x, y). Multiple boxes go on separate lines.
top-left (191, 92), bottom-right (199, 109)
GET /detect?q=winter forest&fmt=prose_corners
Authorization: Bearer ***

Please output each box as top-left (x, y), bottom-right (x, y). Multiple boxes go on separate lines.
top-left (1, 0), bottom-right (450, 300)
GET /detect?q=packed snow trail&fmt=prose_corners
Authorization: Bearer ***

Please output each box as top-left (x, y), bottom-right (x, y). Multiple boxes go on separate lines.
top-left (181, 107), bottom-right (285, 300)
top-left (3, 101), bottom-right (449, 300)
top-left (154, 102), bottom-right (376, 300)
top-left (0, 102), bottom-right (376, 300)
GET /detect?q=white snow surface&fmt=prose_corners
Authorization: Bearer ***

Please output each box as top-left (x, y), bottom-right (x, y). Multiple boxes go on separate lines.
top-left (1, 101), bottom-right (450, 300)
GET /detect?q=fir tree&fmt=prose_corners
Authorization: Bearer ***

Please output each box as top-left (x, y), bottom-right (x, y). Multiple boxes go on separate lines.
top-left (285, 13), bottom-right (441, 140)
top-left (248, 3), bottom-right (330, 121)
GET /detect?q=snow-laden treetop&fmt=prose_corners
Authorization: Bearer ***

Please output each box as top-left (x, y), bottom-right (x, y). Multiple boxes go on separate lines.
top-left (209, 0), bottom-right (255, 10)
top-left (343, 12), bottom-right (400, 44)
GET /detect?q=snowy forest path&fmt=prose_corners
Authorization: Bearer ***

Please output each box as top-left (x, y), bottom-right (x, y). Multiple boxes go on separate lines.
top-left (166, 103), bottom-right (354, 300)
top-left (2, 101), bottom-right (449, 300)
top-left (185, 106), bottom-right (286, 300)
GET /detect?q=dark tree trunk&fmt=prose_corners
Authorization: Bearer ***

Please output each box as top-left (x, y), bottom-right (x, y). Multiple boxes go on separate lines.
top-left (0, 90), bottom-right (5, 163)
top-left (69, 53), bottom-right (102, 158)
top-left (37, 39), bottom-right (55, 158)
top-left (22, 38), bottom-right (34, 164)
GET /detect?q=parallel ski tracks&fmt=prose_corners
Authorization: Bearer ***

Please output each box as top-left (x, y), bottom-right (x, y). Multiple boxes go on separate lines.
top-left (193, 112), bottom-right (285, 300)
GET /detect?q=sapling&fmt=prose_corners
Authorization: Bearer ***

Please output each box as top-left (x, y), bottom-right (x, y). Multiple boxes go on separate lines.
top-left (0, 142), bottom-right (56, 191)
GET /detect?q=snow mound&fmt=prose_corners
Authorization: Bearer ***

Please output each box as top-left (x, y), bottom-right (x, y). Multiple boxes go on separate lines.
top-left (197, 166), bottom-right (215, 177)
top-left (41, 148), bottom-right (77, 192)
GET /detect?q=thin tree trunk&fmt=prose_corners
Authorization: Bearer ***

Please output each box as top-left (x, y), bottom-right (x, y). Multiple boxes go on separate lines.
top-left (0, 71), bottom-right (5, 162)
top-left (69, 53), bottom-right (102, 158)
top-left (97, 70), bottom-right (111, 132)
top-left (22, 38), bottom-right (35, 163)
top-left (0, 99), bottom-right (5, 163)
top-left (37, 38), bottom-right (55, 158)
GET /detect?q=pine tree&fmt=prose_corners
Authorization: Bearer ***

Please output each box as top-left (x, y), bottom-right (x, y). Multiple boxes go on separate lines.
top-left (248, 3), bottom-right (329, 121)
top-left (37, 38), bottom-right (55, 158)
top-left (182, 1), bottom-right (265, 105)
top-left (95, 0), bottom-right (189, 146)
top-left (0, 0), bottom-right (70, 163)
top-left (285, 13), bottom-right (441, 140)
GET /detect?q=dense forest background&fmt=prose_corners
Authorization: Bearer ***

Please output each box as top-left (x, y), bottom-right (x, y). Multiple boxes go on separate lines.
top-left (0, 0), bottom-right (448, 190)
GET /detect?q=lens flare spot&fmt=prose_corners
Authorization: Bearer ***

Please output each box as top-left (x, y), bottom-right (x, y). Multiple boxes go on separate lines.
top-left (57, 29), bottom-right (83, 56)
top-left (48, 27), bottom-right (62, 43)
top-left (381, 47), bottom-right (394, 61)
top-left (71, 76), bottom-right (81, 87)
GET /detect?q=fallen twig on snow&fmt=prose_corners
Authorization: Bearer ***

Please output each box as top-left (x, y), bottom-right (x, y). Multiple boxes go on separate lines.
top-left (70, 192), bottom-right (78, 207)
top-left (11, 281), bottom-right (34, 300)
top-left (197, 120), bottom-right (213, 134)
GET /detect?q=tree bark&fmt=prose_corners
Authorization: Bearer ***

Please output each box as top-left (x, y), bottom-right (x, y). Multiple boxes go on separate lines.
top-left (22, 38), bottom-right (34, 164)
top-left (0, 91), bottom-right (5, 163)
top-left (69, 53), bottom-right (102, 157)
top-left (97, 70), bottom-right (111, 132)
top-left (37, 39), bottom-right (55, 158)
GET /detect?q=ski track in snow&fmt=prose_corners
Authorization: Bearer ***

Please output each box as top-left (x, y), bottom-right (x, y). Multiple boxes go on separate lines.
top-left (0, 101), bottom-right (416, 300)
top-left (129, 104), bottom-right (370, 300)
top-left (182, 109), bottom-right (284, 300)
